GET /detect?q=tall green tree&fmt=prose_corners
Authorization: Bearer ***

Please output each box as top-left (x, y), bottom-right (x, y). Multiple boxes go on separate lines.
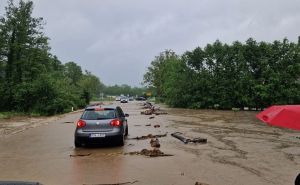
top-left (0, 0), bottom-right (50, 110)
top-left (144, 38), bottom-right (300, 110)
top-left (0, 0), bottom-right (105, 114)
top-left (143, 50), bottom-right (178, 98)
top-left (64, 61), bottom-right (83, 85)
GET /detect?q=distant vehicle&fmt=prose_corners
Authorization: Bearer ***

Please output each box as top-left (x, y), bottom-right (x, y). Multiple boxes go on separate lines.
top-left (74, 105), bottom-right (129, 147)
top-left (136, 97), bottom-right (146, 101)
top-left (115, 96), bottom-right (121, 101)
top-left (128, 97), bottom-right (134, 101)
top-left (120, 97), bottom-right (128, 103)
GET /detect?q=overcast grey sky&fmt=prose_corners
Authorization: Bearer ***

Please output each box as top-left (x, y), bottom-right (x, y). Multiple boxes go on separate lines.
top-left (1, 0), bottom-right (300, 86)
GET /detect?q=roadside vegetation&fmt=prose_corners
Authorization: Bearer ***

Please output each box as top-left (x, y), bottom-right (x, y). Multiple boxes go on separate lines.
top-left (0, 0), bottom-right (146, 116)
top-left (103, 84), bottom-right (146, 97)
top-left (144, 39), bottom-right (300, 110)
top-left (0, 0), bottom-right (104, 115)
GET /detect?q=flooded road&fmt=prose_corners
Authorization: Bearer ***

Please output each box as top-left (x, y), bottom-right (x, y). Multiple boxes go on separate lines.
top-left (0, 102), bottom-right (300, 185)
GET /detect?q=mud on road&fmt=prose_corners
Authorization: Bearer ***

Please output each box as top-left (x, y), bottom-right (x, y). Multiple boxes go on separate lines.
top-left (0, 110), bottom-right (83, 137)
top-left (0, 102), bottom-right (299, 185)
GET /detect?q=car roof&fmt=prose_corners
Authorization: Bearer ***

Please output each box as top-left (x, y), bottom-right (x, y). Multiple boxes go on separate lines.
top-left (85, 104), bottom-right (118, 110)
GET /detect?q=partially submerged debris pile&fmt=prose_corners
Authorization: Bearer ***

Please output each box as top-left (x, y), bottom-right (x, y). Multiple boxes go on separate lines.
top-left (150, 138), bottom-right (160, 148)
top-left (171, 132), bottom-right (207, 144)
top-left (130, 133), bottom-right (167, 140)
top-left (142, 102), bottom-right (156, 109)
top-left (195, 182), bottom-right (210, 185)
top-left (141, 109), bottom-right (153, 115)
top-left (126, 148), bottom-right (173, 157)
top-left (126, 131), bottom-right (172, 157)
top-left (140, 102), bottom-right (167, 115)
top-left (141, 109), bottom-right (168, 115)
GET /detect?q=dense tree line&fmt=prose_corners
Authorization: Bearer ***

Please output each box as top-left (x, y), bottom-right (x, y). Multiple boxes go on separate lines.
top-left (0, 0), bottom-right (104, 115)
top-left (144, 38), bottom-right (300, 110)
top-left (103, 84), bottom-right (146, 97)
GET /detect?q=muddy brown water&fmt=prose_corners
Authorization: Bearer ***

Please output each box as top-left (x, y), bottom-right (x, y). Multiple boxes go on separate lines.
top-left (0, 102), bottom-right (300, 185)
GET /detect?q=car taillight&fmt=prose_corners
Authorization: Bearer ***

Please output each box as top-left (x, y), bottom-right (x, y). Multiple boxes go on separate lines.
top-left (110, 119), bottom-right (122, 127)
top-left (77, 120), bottom-right (86, 128)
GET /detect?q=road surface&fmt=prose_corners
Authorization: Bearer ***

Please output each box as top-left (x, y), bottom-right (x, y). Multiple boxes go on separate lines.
top-left (0, 101), bottom-right (300, 185)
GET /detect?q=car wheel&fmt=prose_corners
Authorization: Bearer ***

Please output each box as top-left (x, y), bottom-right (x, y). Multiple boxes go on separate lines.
top-left (118, 135), bottom-right (125, 146)
top-left (125, 126), bottom-right (128, 136)
top-left (74, 140), bottom-right (82, 148)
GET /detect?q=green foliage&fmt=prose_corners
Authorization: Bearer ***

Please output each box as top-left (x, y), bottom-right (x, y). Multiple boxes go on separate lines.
top-left (144, 38), bottom-right (300, 109)
top-left (0, 0), bottom-right (104, 115)
top-left (78, 71), bottom-right (105, 103)
top-left (103, 84), bottom-right (146, 97)
top-left (143, 50), bottom-right (177, 97)
top-left (64, 61), bottom-right (83, 85)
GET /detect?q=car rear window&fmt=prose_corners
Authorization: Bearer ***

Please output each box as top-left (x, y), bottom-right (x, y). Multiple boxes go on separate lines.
top-left (81, 109), bottom-right (116, 120)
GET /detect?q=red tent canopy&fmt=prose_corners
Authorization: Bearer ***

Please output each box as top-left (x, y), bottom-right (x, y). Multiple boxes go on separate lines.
top-left (256, 105), bottom-right (300, 131)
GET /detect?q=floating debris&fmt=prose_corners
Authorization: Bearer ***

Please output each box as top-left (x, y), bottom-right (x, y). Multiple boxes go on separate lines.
top-left (192, 138), bottom-right (207, 143)
top-left (134, 124), bottom-right (142, 127)
top-left (126, 149), bottom-right (173, 157)
top-left (143, 102), bottom-right (153, 109)
top-left (171, 132), bottom-right (190, 144)
top-left (145, 124), bottom-right (151, 126)
top-left (70, 153), bottom-right (91, 157)
top-left (141, 109), bottom-right (153, 115)
top-left (141, 102), bottom-right (166, 115)
top-left (150, 138), bottom-right (160, 148)
top-left (154, 112), bottom-right (168, 115)
top-left (130, 133), bottom-right (167, 140)
top-left (149, 116), bottom-right (155, 119)
top-left (154, 124), bottom-right (160, 128)
top-left (195, 182), bottom-right (210, 185)
top-left (141, 110), bottom-right (167, 115)
top-left (171, 132), bottom-right (207, 144)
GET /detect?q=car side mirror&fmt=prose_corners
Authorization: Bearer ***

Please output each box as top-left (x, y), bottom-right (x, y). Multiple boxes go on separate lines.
top-left (125, 113), bottom-right (129, 117)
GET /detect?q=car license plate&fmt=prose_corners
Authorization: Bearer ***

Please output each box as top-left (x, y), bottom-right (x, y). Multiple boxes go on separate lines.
top-left (90, 133), bottom-right (105, 138)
